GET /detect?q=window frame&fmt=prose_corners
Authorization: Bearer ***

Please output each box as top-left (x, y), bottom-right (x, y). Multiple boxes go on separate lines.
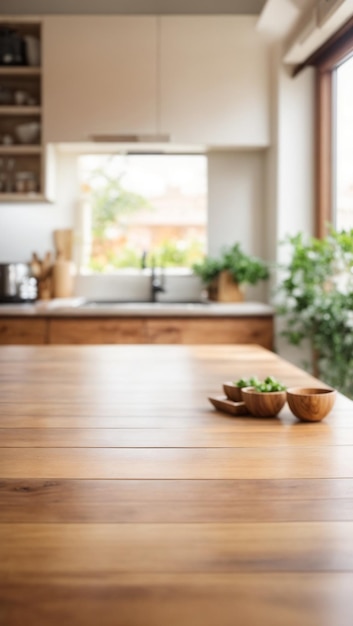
top-left (311, 19), bottom-right (353, 237)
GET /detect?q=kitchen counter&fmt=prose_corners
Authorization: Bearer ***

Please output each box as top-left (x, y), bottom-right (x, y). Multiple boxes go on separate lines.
top-left (0, 299), bottom-right (274, 317)
top-left (1, 343), bottom-right (353, 625)
top-left (0, 300), bottom-right (274, 347)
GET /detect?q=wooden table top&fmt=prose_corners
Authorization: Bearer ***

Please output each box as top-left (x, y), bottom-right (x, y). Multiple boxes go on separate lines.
top-left (1, 344), bottom-right (353, 626)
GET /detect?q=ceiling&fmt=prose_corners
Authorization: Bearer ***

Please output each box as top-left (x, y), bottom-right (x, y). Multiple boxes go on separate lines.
top-left (0, 0), bottom-right (267, 15)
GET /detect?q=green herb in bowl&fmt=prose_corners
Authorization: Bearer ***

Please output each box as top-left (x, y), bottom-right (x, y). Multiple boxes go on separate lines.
top-left (234, 376), bottom-right (260, 389)
top-left (241, 377), bottom-right (287, 417)
top-left (253, 376), bottom-right (287, 393)
top-left (223, 376), bottom-right (259, 402)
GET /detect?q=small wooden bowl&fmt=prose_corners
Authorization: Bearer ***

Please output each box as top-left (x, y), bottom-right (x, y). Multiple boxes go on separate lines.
top-left (223, 382), bottom-right (242, 402)
top-left (286, 387), bottom-right (336, 422)
top-left (241, 387), bottom-right (287, 417)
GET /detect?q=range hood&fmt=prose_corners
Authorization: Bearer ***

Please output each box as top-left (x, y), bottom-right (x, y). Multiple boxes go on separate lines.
top-left (90, 133), bottom-right (171, 143)
top-left (55, 141), bottom-right (206, 155)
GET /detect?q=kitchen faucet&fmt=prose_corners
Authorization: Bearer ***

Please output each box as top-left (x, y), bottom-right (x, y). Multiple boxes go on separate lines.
top-left (150, 258), bottom-right (165, 302)
top-left (141, 251), bottom-right (166, 302)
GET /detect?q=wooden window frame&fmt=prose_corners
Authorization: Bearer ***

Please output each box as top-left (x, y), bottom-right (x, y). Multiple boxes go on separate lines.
top-left (303, 19), bottom-right (353, 237)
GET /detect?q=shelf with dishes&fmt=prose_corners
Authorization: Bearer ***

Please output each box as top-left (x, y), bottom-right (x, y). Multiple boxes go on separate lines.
top-left (0, 19), bottom-right (43, 201)
top-left (0, 114), bottom-right (41, 145)
top-left (0, 20), bottom-right (41, 69)
top-left (0, 151), bottom-right (42, 196)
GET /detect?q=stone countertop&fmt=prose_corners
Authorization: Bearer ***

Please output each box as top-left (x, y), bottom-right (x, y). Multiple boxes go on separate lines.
top-left (0, 299), bottom-right (274, 317)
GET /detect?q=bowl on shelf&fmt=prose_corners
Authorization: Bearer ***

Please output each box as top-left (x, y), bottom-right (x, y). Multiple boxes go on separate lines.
top-left (241, 386), bottom-right (287, 418)
top-left (15, 122), bottom-right (40, 145)
top-left (286, 387), bottom-right (336, 422)
top-left (223, 382), bottom-right (242, 402)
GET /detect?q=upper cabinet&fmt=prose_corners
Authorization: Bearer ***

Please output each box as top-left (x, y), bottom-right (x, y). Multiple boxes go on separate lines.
top-left (160, 17), bottom-right (270, 147)
top-left (42, 16), bottom-right (270, 147)
top-left (43, 17), bottom-right (157, 143)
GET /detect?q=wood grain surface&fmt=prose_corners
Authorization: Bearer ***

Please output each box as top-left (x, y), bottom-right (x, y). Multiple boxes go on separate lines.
top-left (1, 344), bottom-right (353, 625)
top-left (0, 318), bottom-right (47, 345)
top-left (0, 315), bottom-right (273, 347)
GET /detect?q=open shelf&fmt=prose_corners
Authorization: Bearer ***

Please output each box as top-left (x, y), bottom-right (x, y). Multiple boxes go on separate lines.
top-left (0, 145), bottom-right (42, 155)
top-left (0, 106), bottom-right (41, 116)
top-left (0, 192), bottom-right (48, 203)
top-left (0, 67), bottom-right (41, 76)
top-left (0, 20), bottom-right (44, 200)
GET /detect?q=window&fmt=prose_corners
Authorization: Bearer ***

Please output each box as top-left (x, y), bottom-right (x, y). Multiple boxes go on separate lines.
top-left (78, 153), bottom-right (207, 272)
top-left (335, 55), bottom-right (353, 230)
top-left (314, 20), bottom-right (353, 236)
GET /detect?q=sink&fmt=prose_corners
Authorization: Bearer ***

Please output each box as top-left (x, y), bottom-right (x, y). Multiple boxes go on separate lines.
top-left (80, 299), bottom-right (210, 307)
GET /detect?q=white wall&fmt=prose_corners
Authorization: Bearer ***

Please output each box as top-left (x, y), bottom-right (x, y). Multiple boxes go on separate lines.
top-left (208, 150), bottom-right (267, 301)
top-left (266, 44), bottom-right (315, 363)
top-left (266, 46), bottom-right (314, 268)
top-left (277, 66), bottom-right (314, 247)
top-left (208, 151), bottom-right (266, 257)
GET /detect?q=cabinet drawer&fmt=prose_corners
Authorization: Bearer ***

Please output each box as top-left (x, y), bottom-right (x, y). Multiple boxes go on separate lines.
top-left (145, 317), bottom-right (273, 348)
top-left (0, 318), bottom-right (47, 345)
top-left (48, 318), bottom-right (144, 344)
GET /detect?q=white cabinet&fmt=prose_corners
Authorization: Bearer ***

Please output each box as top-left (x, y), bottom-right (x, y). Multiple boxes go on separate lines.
top-left (43, 17), bottom-right (157, 142)
top-left (160, 17), bottom-right (270, 147)
top-left (42, 16), bottom-right (270, 147)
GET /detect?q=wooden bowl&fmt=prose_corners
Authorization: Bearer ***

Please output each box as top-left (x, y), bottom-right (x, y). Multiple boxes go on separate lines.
top-left (286, 387), bottom-right (336, 422)
top-left (223, 382), bottom-right (242, 402)
top-left (241, 386), bottom-right (287, 417)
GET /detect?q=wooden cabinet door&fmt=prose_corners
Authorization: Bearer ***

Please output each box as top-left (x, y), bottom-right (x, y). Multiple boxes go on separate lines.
top-left (145, 317), bottom-right (273, 348)
top-left (48, 318), bottom-right (144, 344)
top-left (160, 17), bottom-right (270, 146)
top-left (0, 318), bottom-right (47, 345)
top-left (43, 16), bottom-right (157, 142)
top-left (144, 319), bottom-right (183, 344)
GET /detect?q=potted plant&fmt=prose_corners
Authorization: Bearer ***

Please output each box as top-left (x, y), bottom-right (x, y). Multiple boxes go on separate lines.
top-left (192, 243), bottom-right (269, 302)
top-left (276, 228), bottom-right (353, 398)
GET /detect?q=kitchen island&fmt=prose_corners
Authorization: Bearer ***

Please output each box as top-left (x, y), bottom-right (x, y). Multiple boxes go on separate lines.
top-left (0, 301), bottom-right (274, 347)
top-left (1, 344), bottom-right (353, 625)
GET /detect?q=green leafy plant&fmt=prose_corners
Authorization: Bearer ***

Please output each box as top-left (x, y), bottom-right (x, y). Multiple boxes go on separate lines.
top-left (276, 228), bottom-right (353, 398)
top-left (192, 243), bottom-right (269, 285)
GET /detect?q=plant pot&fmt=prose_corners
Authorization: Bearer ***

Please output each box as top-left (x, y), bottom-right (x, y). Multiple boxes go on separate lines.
top-left (208, 270), bottom-right (244, 302)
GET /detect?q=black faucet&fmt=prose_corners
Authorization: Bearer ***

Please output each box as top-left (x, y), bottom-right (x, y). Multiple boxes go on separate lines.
top-left (150, 260), bottom-right (165, 302)
top-left (141, 250), bottom-right (147, 270)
